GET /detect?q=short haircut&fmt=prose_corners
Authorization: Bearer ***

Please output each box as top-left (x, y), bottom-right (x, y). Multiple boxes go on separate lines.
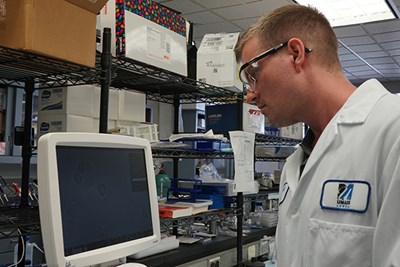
top-left (235, 4), bottom-right (341, 71)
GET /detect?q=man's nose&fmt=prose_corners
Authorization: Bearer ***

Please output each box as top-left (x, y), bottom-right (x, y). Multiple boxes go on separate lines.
top-left (246, 90), bottom-right (258, 104)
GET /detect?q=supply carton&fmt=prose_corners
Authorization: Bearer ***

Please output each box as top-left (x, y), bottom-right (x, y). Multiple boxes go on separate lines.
top-left (206, 103), bottom-right (264, 134)
top-left (38, 85), bottom-right (97, 118)
top-left (93, 87), bottom-right (119, 120)
top-left (37, 114), bottom-right (116, 138)
top-left (39, 85), bottom-right (119, 120)
top-left (197, 33), bottom-right (243, 92)
top-left (0, 0), bottom-right (108, 67)
top-left (97, 0), bottom-right (188, 76)
top-left (118, 90), bottom-right (146, 122)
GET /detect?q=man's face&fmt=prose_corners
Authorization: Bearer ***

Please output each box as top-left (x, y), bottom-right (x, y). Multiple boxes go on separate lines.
top-left (240, 37), bottom-right (303, 127)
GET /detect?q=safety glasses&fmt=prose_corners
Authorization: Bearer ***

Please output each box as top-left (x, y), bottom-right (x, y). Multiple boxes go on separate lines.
top-left (239, 41), bottom-right (312, 92)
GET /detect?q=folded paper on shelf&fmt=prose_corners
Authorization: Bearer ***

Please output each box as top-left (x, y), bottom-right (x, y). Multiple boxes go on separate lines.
top-left (229, 131), bottom-right (255, 192)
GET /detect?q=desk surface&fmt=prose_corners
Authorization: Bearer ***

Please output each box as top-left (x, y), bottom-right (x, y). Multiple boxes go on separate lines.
top-left (129, 227), bottom-right (276, 267)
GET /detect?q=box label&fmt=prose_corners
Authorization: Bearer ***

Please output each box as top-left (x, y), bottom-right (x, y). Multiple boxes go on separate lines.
top-left (146, 25), bottom-right (171, 64)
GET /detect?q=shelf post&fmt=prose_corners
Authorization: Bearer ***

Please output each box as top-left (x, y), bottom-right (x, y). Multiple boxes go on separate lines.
top-left (16, 79), bottom-right (35, 267)
top-left (99, 27), bottom-right (112, 133)
top-left (237, 96), bottom-right (244, 267)
top-left (20, 79), bottom-right (34, 207)
top-left (173, 95), bottom-right (180, 178)
top-left (237, 192), bottom-right (244, 267)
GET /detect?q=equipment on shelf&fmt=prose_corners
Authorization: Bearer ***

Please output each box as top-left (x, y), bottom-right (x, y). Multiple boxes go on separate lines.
top-left (167, 178), bottom-right (202, 202)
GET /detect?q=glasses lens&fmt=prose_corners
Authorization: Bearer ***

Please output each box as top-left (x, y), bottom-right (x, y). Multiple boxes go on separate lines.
top-left (239, 67), bottom-right (250, 85)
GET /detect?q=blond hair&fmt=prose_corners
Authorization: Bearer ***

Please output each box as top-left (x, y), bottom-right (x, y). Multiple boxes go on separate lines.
top-left (235, 4), bottom-right (341, 71)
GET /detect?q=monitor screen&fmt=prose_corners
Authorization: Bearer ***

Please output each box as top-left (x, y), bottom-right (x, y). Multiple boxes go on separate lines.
top-left (56, 146), bottom-right (153, 256)
top-left (38, 133), bottom-right (160, 267)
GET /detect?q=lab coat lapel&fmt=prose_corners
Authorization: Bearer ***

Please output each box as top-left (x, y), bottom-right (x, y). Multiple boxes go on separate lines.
top-left (283, 122), bottom-right (339, 216)
top-left (300, 122), bottom-right (338, 180)
top-left (285, 147), bottom-right (303, 192)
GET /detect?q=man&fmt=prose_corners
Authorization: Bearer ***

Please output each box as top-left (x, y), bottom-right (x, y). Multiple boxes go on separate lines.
top-left (235, 4), bottom-right (400, 267)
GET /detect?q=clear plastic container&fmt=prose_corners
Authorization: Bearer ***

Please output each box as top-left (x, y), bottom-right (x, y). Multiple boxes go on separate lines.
top-left (249, 201), bottom-right (264, 228)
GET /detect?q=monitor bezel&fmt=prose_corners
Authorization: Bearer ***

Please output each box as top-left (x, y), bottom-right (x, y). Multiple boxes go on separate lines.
top-left (38, 132), bottom-right (160, 267)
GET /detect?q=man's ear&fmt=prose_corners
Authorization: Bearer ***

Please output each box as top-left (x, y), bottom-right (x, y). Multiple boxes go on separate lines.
top-left (288, 38), bottom-right (306, 72)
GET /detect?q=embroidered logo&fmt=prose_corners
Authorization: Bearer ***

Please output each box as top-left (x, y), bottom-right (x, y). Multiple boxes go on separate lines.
top-left (337, 183), bottom-right (354, 208)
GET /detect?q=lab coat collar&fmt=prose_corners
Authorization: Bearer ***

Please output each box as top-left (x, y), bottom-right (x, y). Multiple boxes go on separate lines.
top-left (334, 79), bottom-right (388, 125)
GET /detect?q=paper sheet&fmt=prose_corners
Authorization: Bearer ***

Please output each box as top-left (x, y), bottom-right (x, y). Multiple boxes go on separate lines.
top-left (229, 131), bottom-right (255, 192)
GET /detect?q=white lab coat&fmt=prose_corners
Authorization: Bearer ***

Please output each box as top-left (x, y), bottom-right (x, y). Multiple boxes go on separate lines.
top-left (276, 79), bottom-right (400, 267)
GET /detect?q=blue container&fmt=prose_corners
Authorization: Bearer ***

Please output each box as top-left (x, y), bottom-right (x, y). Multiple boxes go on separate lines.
top-left (196, 193), bottom-right (224, 209)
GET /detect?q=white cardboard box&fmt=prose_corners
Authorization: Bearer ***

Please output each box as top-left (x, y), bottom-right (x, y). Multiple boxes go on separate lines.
top-left (38, 85), bottom-right (97, 118)
top-left (37, 114), bottom-right (116, 138)
top-left (93, 87), bottom-right (119, 120)
top-left (118, 90), bottom-right (146, 122)
top-left (197, 33), bottom-right (243, 92)
top-left (97, 0), bottom-right (187, 76)
top-left (280, 123), bottom-right (304, 139)
top-left (39, 85), bottom-right (119, 121)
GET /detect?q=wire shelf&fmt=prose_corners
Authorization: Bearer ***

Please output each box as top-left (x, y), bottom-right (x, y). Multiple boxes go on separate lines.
top-left (110, 56), bottom-right (243, 104)
top-left (152, 148), bottom-right (234, 159)
top-left (0, 206), bottom-right (40, 239)
top-left (0, 46), bottom-right (100, 89)
top-left (160, 208), bottom-right (236, 230)
top-left (255, 133), bottom-right (301, 146)
top-left (0, 46), bottom-right (243, 104)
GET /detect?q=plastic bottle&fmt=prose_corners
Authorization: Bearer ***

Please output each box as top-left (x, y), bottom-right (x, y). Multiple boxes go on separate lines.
top-left (155, 167), bottom-right (170, 198)
top-left (13, 236), bottom-right (34, 266)
top-left (253, 200), bottom-right (264, 227)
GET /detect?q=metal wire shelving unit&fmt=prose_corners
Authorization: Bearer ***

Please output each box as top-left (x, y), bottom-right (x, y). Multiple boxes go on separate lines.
top-left (0, 34), bottom-right (300, 265)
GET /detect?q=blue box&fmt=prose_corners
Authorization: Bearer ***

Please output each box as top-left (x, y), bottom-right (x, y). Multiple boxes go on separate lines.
top-left (196, 193), bottom-right (225, 209)
top-left (206, 104), bottom-right (240, 133)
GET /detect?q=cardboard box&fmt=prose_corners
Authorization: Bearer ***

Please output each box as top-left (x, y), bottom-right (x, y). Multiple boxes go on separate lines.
top-left (280, 123), bottom-right (304, 139)
top-left (37, 114), bottom-right (116, 138)
top-left (118, 90), bottom-right (146, 122)
top-left (206, 103), bottom-right (264, 134)
top-left (0, 0), bottom-right (108, 67)
top-left (97, 0), bottom-right (188, 76)
top-left (39, 85), bottom-right (119, 120)
top-left (197, 33), bottom-right (243, 92)
top-left (93, 87), bottom-right (119, 120)
top-left (38, 85), bottom-right (97, 118)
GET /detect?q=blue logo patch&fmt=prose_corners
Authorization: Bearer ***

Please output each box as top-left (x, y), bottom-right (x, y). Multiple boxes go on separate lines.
top-left (337, 183), bottom-right (354, 208)
top-left (320, 180), bottom-right (370, 213)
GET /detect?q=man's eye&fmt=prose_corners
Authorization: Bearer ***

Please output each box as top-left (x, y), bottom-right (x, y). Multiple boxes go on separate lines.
top-left (248, 68), bottom-right (259, 80)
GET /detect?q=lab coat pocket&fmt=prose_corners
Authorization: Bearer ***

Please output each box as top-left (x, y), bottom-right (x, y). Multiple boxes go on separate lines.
top-left (306, 218), bottom-right (374, 267)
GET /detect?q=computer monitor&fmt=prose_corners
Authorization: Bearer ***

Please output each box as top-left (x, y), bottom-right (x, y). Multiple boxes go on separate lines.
top-left (38, 132), bottom-right (160, 267)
